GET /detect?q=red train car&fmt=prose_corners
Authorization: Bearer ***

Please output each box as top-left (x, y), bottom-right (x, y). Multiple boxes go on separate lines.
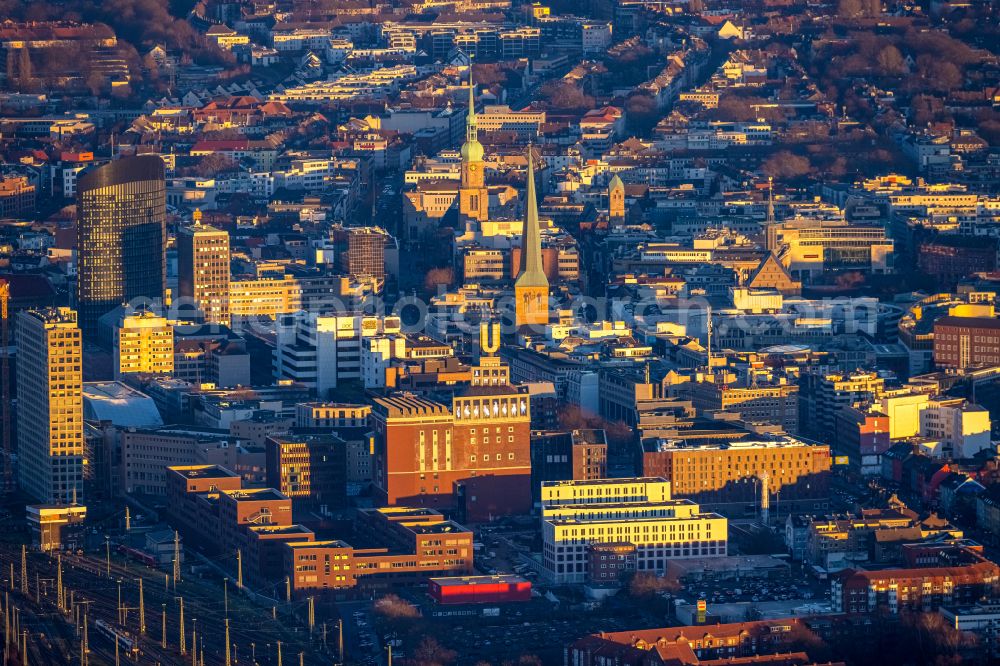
top-left (428, 575), bottom-right (531, 605)
top-left (118, 545), bottom-right (156, 567)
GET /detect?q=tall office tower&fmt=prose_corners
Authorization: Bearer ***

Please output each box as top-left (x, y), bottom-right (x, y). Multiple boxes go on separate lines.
top-left (178, 213), bottom-right (231, 325)
top-left (76, 155), bottom-right (166, 339)
top-left (113, 310), bottom-right (174, 378)
top-left (514, 147), bottom-right (549, 328)
top-left (16, 308), bottom-right (83, 503)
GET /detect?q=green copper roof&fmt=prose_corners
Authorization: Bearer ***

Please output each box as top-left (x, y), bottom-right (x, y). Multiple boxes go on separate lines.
top-left (460, 67), bottom-right (484, 163)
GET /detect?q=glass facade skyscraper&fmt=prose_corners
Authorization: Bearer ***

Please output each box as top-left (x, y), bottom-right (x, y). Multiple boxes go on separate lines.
top-left (76, 155), bottom-right (166, 339)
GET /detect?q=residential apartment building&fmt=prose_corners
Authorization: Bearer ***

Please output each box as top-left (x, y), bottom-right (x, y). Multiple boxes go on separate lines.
top-left (832, 560), bottom-right (1000, 614)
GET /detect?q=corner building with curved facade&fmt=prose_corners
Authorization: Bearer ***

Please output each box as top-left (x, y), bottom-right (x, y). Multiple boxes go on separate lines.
top-left (76, 155), bottom-right (166, 339)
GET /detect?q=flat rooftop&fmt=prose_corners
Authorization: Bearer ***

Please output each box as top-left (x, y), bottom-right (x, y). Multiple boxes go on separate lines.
top-left (248, 524), bottom-right (314, 536)
top-left (545, 511), bottom-right (725, 527)
top-left (642, 435), bottom-right (821, 453)
top-left (223, 488), bottom-right (287, 502)
top-left (169, 465), bottom-right (239, 480)
top-left (373, 506), bottom-right (443, 519)
top-left (430, 574), bottom-right (528, 586)
top-left (407, 521), bottom-right (470, 535)
top-left (287, 539), bottom-right (351, 549)
top-left (544, 499), bottom-right (697, 511)
top-left (541, 477), bottom-right (668, 488)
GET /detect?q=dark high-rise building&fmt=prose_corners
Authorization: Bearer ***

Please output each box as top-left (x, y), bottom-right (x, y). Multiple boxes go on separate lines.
top-left (76, 156), bottom-right (166, 339)
top-left (529, 429), bottom-right (607, 504)
top-left (332, 226), bottom-right (388, 285)
top-left (265, 433), bottom-right (347, 509)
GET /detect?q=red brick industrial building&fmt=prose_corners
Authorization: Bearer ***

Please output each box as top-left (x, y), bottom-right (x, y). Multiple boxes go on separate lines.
top-left (371, 385), bottom-right (532, 522)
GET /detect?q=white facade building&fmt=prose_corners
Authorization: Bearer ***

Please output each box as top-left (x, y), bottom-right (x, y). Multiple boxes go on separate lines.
top-left (540, 478), bottom-right (727, 584)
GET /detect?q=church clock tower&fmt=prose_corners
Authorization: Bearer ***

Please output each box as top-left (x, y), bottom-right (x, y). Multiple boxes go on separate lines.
top-left (514, 146), bottom-right (550, 329)
top-left (458, 68), bottom-right (489, 224)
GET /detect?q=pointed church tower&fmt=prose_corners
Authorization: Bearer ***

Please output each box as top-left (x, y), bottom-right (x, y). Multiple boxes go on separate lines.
top-left (766, 176), bottom-right (775, 226)
top-left (515, 146), bottom-right (550, 328)
top-left (608, 174), bottom-right (625, 222)
top-left (459, 67), bottom-right (489, 224)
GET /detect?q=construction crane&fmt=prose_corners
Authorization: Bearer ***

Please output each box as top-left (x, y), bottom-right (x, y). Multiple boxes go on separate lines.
top-left (1, 279), bottom-right (10, 494)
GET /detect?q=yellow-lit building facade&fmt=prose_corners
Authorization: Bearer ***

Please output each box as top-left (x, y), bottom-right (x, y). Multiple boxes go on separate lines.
top-left (114, 311), bottom-right (174, 378)
top-left (540, 478), bottom-right (727, 583)
top-left (17, 308), bottom-right (84, 503)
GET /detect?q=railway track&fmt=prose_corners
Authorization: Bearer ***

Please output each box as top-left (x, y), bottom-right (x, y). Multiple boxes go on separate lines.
top-left (0, 543), bottom-right (344, 665)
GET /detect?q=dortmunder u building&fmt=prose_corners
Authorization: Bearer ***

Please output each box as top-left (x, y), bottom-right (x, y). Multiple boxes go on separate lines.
top-left (76, 155), bottom-right (166, 339)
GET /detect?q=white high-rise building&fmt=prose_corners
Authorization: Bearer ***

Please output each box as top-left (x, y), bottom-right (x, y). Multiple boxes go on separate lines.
top-left (274, 313), bottom-right (401, 396)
